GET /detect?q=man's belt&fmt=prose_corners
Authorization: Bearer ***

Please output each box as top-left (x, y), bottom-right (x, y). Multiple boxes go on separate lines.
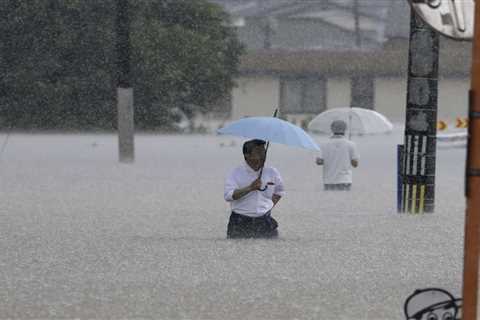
top-left (231, 211), bottom-right (271, 223)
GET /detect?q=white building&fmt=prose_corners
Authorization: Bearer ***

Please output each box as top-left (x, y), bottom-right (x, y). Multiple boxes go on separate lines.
top-left (208, 0), bottom-right (471, 127)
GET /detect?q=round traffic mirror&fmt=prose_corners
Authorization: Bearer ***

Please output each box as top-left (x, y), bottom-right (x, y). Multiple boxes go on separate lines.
top-left (408, 0), bottom-right (474, 40)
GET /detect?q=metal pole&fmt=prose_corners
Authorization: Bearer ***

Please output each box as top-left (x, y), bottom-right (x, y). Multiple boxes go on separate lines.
top-left (401, 9), bottom-right (439, 213)
top-left (264, 18), bottom-right (272, 49)
top-left (258, 108), bottom-right (278, 187)
top-left (462, 2), bottom-right (480, 318)
top-left (353, 0), bottom-right (361, 48)
top-left (397, 144), bottom-right (404, 213)
top-left (116, 0), bottom-right (134, 163)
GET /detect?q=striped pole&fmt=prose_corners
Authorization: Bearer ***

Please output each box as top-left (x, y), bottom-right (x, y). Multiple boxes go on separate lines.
top-left (401, 9), bottom-right (439, 214)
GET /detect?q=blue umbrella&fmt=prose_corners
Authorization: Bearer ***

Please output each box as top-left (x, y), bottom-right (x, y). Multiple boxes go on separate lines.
top-left (218, 115), bottom-right (320, 191)
top-left (217, 116), bottom-right (320, 151)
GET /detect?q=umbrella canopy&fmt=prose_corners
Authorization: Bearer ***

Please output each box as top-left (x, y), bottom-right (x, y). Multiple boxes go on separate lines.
top-left (308, 107), bottom-right (394, 135)
top-left (217, 117), bottom-right (320, 151)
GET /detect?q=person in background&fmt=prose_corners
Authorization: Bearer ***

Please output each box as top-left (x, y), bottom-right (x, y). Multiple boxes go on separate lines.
top-left (224, 139), bottom-right (285, 238)
top-left (315, 120), bottom-right (359, 191)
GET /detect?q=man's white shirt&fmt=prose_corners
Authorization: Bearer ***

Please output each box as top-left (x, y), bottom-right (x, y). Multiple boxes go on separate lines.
top-left (224, 163), bottom-right (285, 217)
top-left (318, 135), bottom-right (359, 184)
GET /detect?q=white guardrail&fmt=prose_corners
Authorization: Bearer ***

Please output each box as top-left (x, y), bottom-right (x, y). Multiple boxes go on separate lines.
top-left (437, 131), bottom-right (467, 148)
top-left (437, 132), bottom-right (467, 142)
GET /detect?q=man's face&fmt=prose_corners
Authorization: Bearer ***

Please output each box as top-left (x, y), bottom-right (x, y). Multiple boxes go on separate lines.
top-left (245, 145), bottom-right (266, 171)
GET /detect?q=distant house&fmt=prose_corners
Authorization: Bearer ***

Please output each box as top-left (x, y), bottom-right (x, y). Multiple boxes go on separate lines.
top-left (208, 0), bottom-right (471, 127)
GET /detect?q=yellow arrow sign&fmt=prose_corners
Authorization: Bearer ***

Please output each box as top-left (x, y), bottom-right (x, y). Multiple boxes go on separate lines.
top-left (456, 117), bottom-right (469, 128)
top-left (437, 120), bottom-right (448, 130)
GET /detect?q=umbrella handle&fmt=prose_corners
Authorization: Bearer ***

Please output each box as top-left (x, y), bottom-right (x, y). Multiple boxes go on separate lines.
top-left (257, 140), bottom-right (270, 190)
top-left (257, 108), bottom-right (277, 189)
top-left (258, 108), bottom-right (278, 191)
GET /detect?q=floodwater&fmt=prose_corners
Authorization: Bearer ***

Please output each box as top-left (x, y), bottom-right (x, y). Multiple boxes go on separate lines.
top-left (0, 127), bottom-right (466, 319)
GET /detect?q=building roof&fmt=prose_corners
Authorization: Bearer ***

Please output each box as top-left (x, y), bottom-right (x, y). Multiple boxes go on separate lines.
top-left (239, 39), bottom-right (472, 77)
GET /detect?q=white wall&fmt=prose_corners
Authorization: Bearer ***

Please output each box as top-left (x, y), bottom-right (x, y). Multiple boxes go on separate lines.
top-left (327, 77), bottom-right (351, 109)
top-left (375, 77), bottom-right (469, 124)
top-left (375, 77), bottom-right (407, 123)
top-left (438, 78), bottom-right (469, 122)
top-left (230, 75), bottom-right (470, 128)
top-left (231, 76), bottom-right (280, 120)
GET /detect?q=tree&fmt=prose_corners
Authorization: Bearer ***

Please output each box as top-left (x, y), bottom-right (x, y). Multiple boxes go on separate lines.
top-left (0, 0), bottom-right (244, 130)
top-left (130, 0), bottom-right (244, 129)
top-left (0, 0), bottom-right (117, 130)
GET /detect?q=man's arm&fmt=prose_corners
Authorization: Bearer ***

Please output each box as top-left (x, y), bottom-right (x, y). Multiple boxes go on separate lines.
top-left (272, 168), bottom-right (285, 206)
top-left (272, 194), bottom-right (282, 205)
top-left (349, 142), bottom-right (359, 168)
top-left (232, 177), bottom-right (261, 200)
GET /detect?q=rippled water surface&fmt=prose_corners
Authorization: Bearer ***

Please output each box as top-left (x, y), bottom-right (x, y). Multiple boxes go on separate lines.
top-left (0, 128), bottom-right (466, 319)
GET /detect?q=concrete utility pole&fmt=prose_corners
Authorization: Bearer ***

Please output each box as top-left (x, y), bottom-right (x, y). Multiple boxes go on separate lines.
top-left (400, 9), bottom-right (439, 213)
top-left (116, 0), bottom-right (135, 163)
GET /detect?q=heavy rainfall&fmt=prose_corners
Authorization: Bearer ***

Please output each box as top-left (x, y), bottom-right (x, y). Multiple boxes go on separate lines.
top-left (0, 0), bottom-right (473, 319)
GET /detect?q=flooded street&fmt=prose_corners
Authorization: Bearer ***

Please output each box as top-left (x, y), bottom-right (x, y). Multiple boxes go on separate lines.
top-left (0, 128), bottom-right (466, 319)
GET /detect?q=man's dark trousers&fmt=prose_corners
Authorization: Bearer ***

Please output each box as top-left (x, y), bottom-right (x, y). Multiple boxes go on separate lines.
top-left (227, 211), bottom-right (278, 238)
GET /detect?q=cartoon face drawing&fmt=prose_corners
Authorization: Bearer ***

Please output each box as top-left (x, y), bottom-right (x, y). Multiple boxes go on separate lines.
top-left (415, 306), bottom-right (455, 320)
top-left (404, 288), bottom-right (462, 320)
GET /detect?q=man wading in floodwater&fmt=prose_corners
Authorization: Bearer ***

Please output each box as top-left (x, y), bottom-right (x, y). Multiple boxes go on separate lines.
top-left (224, 139), bottom-right (285, 238)
top-left (315, 120), bottom-right (359, 191)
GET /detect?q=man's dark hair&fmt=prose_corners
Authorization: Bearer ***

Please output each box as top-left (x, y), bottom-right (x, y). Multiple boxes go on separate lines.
top-left (243, 139), bottom-right (266, 155)
top-left (331, 119), bottom-right (347, 135)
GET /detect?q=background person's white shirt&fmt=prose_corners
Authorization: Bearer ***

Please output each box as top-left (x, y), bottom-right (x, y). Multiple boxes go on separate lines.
top-left (224, 163), bottom-right (285, 217)
top-left (319, 135), bottom-right (359, 184)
